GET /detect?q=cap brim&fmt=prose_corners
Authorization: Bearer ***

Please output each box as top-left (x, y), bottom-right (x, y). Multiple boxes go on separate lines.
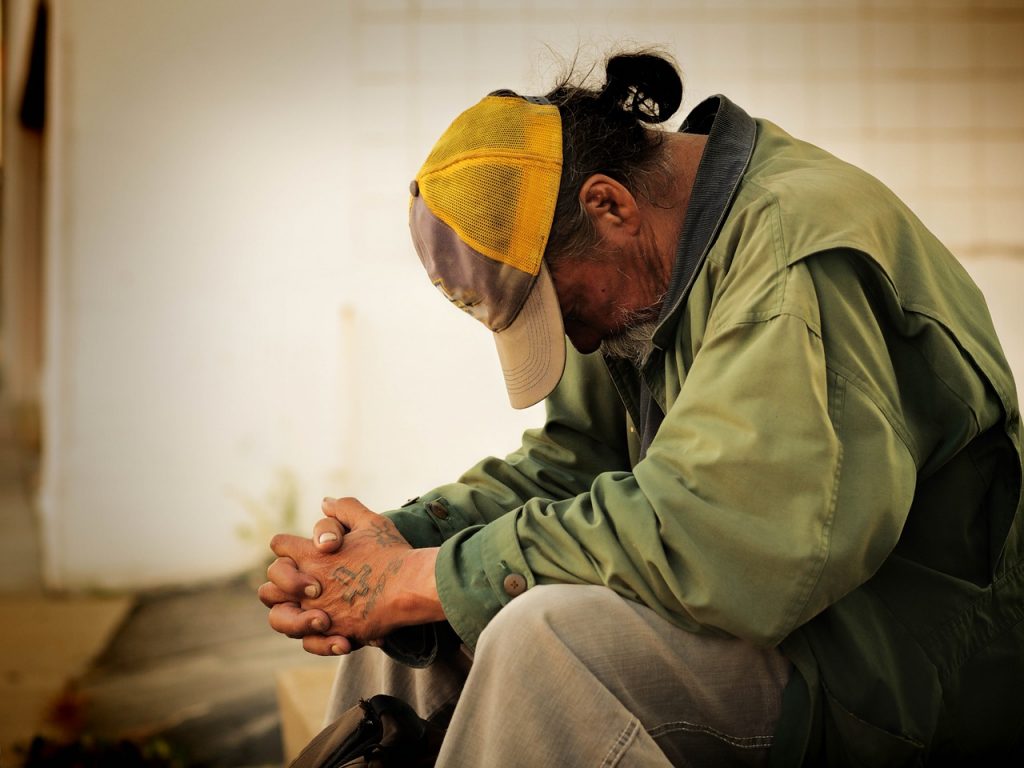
top-left (494, 262), bottom-right (565, 409)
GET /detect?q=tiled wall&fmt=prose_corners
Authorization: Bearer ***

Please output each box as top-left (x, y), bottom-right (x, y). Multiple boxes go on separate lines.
top-left (341, 0), bottom-right (1024, 413)
top-left (347, 0), bottom-right (1024, 262)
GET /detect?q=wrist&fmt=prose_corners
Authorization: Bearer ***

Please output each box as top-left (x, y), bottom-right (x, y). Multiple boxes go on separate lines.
top-left (395, 547), bottom-right (445, 625)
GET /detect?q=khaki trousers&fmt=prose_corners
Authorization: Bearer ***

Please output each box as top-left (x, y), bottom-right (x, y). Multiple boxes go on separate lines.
top-left (324, 585), bottom-right (791, 767)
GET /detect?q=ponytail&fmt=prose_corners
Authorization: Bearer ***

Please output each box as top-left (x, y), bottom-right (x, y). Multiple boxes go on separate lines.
top-left (544, 51), bottom-right (684, 265)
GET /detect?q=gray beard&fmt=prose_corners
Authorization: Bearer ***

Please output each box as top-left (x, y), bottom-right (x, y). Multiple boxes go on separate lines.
top-left (600, 316), bottom-right (660, 368)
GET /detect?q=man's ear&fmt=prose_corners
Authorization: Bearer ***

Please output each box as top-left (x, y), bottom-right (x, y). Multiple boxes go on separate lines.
top-left (579, 174), bottom-right (641, 242)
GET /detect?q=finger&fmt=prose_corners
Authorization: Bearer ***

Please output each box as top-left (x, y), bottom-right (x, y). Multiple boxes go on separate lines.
top-left (322, 496), bottom-right (375, 529)
top-left (302, 634), bottom-right (359, 656)
top-left (268, 602), bottom-right (332, 638)
top-left (266, 556), bottom-right (322, 599)
top-left (258, 581), bottom-right (304, 608)
top-left (313, 518), bottom-right (344, 553)
top-left (269, 533), bottom-right (315, 561)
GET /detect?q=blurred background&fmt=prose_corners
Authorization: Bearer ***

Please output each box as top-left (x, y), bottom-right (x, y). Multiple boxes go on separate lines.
top-left (1, 0), bottom-right (1022, 764)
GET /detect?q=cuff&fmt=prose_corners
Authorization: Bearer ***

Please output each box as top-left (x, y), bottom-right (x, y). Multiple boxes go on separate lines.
top-left (434, 511), bottom-right (534, 650)
top-left (384, 496), bottom-right (471, 549)
top-left (379, 621), bottom-right (462, 669)
top-left (380, 497), bottom-right (479, 662)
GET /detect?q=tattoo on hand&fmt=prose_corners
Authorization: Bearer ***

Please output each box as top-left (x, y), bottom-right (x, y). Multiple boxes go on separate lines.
top-left (369, 523), bottom-right (404, 548)
top-left (363, 559), bottom-right (403, 617)
top-left (331, 558), bottom-right (404, 619)
top-left (332, 564), bottom-right (372, 605)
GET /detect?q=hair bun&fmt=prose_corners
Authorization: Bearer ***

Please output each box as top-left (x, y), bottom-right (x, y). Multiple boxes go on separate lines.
top-left (601, 53), bottom-right (682, 124)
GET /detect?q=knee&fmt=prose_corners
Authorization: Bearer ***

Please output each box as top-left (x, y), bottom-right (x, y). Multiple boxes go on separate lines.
top-left (476, 584), bottom-right (621, 656)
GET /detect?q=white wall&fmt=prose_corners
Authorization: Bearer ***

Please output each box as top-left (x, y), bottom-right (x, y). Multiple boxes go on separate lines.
top-left (36, 0), bottom-right (1024, 589)
top-left (38, 0), bottom-right (544, 589)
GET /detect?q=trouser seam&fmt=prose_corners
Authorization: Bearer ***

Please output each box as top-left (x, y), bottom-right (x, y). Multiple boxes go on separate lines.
top-left (600, 718), bottom-right (640, 768)
top-left (648, 719), bottom-right (773, 749)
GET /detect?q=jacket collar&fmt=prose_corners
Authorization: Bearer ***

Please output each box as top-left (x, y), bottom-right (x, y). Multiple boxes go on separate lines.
top-left (651, 95), bottom-right (757, 351)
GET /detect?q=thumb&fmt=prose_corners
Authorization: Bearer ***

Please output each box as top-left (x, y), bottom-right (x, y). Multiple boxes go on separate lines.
top-left (313, 517), bottom-right (344, 553)
top-left (321, 496), bottom-right (375, 530)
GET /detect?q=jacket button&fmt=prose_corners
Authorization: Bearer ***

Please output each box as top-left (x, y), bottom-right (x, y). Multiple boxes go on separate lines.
top-left (409, 179), bottom-right (420, 196)
top-left (426, 501), bottom-right (448, 520)
top-left (503, 573), bottom-right (527, 597)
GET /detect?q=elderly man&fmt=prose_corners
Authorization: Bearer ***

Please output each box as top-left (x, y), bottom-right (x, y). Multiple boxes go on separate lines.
top-left (261, 52), bottom-right (1024, 766)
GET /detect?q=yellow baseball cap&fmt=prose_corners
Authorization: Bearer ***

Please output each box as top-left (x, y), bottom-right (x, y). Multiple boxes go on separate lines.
top-left (408, 91), bottom-right (565, 409)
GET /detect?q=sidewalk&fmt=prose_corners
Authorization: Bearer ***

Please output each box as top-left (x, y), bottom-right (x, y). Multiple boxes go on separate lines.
top-left (79, 575), bottom-right (336, 767)
top-left (1, 576), bottom-right (337, 767)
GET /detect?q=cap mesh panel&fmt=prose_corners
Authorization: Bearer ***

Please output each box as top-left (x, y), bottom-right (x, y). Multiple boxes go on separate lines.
top-left (417, 96), bottom-right (561, 276)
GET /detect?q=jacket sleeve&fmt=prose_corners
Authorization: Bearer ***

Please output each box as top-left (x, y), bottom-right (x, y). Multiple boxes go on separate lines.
top-left (383, 345), bottom-right (633, 548)
top-left (434, 258), bottom-right (919, 649)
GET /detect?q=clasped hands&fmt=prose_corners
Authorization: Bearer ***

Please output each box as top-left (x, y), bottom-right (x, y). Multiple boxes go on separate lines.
top-left (259, 496), bottom-right (443, 655)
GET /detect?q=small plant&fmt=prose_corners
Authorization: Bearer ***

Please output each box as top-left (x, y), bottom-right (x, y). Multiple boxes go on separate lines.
top-left (232, 467), bottom-right (303, 572)
top-left (14, 684), bottom-right (185, 768)
top-left (20, 734), bottom-right (184, 768)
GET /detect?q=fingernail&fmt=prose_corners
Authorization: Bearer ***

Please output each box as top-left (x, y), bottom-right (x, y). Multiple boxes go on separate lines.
top-left (331, 644), bottom-right (344, 655)
top-left (318, 532), bottom-right (338, 545)
top-left (304, 584), bottom-right (320, 598)
top-left (322, 496), bottom-right (335, 504)
top-left (312, 617), bottom-right (327, 632)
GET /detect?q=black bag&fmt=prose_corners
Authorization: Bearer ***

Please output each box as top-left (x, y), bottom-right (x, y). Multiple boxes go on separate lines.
top-left (288, 694), bottom-right (444, 768)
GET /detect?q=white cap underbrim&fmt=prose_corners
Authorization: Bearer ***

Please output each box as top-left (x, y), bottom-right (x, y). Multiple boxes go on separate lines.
top-left (494, 262), bottom-right (566, 409)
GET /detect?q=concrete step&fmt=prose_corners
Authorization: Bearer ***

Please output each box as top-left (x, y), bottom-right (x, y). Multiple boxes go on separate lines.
top-left (275, 664), bottom-right (336, 763)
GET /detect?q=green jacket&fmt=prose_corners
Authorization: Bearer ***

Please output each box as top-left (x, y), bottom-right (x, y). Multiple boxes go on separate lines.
top-left (386, 96), bottom-right (1024, 764)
